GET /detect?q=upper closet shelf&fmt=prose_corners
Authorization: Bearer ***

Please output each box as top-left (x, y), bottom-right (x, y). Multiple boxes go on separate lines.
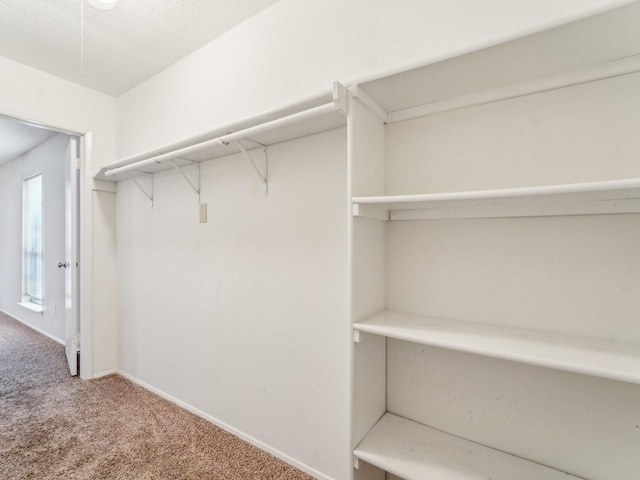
top-left (356, 2), bottom-right (640, 122)
top-left (352, 178), bottom-right (640, 221)
top-left (354, 310), bottom-right (640, 384)
top-left (95, 82), bottom-right (348, 182)
top-left (354, 413), bottom-right (585, 480)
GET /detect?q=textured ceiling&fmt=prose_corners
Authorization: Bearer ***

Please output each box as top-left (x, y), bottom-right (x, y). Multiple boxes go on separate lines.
top-left (0, 0), bottom-right (279, 96)
top-left (0, 116), bottom-right (57, 166)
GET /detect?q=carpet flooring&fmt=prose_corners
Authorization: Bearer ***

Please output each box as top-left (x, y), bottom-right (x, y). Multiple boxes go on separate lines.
top-left (0, 312), bottom-right (314, 479)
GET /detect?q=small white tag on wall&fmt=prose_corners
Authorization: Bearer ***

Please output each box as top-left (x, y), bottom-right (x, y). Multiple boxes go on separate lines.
top-left (199, 203), bottom-right (208, 223)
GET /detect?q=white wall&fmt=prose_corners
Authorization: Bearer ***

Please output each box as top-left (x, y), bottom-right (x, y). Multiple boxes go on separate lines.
top-left (116, 0), bottom-right (635, 160)
top-left (0, 57), bottom-right (116, 175)
top-left (112, 2), bottom-right (637, 478)
top-left (0, 2), bottom-right (636, 478)
top-left (0, 56), bottom-right (118, 377)
top-left (0, 134), bottom-right (69, 342)
top-left (91, 188), bottom-right (118, 375)
top-left (117, 128), bottom-right (349, 479)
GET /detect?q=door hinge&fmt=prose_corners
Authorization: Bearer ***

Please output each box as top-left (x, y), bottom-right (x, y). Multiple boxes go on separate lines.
top-left (72, 332), bottom-right (80, 347)
top-left (73, 158), bottom-right (81, 170)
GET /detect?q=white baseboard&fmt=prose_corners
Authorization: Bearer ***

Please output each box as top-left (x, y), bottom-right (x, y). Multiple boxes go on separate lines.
top-left (0, 308), bottom-right (65, 345)
top-left (116, 370), bottom-right (333, 480)
top-left (92, 369), bottom-right (118, 379)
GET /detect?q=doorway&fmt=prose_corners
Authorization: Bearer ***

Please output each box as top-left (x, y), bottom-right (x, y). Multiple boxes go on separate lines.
top-left (0, 114), bottom-right (82, 376)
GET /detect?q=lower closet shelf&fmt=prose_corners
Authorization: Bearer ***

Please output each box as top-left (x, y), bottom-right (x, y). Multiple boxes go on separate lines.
top-left (354, 310), bottom-right (640, 384)
top-left (354, 413), bottom-right (584, 480)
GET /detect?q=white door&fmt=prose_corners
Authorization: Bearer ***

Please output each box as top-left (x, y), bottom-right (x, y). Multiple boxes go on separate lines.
top-left (64, 137), bottom-right (80, 376)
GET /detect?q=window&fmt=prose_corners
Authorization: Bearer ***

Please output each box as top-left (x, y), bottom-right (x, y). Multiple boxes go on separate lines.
top-left (23, 174), bottom-right (44, 306)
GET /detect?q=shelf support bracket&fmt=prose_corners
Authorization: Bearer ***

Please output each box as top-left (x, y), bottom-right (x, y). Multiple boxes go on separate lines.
top-left (350, 85), bottom-right (388, 123)
top-left (353, 456), bottom-right (360, 470)
top-left (352, 203), bottom-right (390, 221)
top-left (233, 140), bottom-right (268, 196)
top-left (126, 172), bottom-right (153, 208)
top-left (353, 329), bottom-right (361, 343)
top-left (170, 159), bottom-right (201, 203)
top-left (333, 81), bottom-right (349, 116)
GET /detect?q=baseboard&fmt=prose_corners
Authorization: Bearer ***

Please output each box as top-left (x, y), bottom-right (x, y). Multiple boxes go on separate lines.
top-left (116, 370), bottom-right (333, 480)
top-left (92, 369), bottom-right (118, 379)
top-left (0, 308), bottom-right (65, 346)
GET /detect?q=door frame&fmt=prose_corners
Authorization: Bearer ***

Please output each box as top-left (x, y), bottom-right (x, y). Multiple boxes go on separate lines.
top-left (0, 109), bottom-right (95, 380)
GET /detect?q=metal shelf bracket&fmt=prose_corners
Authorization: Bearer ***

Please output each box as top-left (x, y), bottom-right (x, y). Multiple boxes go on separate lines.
top-left (126, 172), bottom-right (153, 208)
top-left (170, 159), bottom-right (201, 203)
top-left (233, 139), bottom-right (268, 195)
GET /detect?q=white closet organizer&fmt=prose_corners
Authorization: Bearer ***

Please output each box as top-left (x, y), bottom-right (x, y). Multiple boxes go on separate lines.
top-left (350, 3), bottom-right (640, 480)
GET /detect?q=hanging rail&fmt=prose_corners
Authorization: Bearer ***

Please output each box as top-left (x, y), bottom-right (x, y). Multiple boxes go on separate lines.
top-left (104, 82), bottom-right (347, 178)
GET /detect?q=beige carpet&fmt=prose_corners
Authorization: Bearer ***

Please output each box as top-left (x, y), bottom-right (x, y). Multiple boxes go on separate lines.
top-left (0, 312), bottom-right (314, 480)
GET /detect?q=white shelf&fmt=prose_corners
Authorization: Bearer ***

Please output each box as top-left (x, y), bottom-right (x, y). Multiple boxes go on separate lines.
top-left (354, 310), bottom-right (640, 384)
top-left (352, 178), bottom-right (640, 220)
top-left (358, 3), bottom-right (640, 120)
top-left (354, 413), bottom-right (584, 480)
top-left (95, 87), bottom-right (347, 182)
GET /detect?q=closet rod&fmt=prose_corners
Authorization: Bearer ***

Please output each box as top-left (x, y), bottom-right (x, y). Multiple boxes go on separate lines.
top-left (104, 102), bottom-right (339, 177)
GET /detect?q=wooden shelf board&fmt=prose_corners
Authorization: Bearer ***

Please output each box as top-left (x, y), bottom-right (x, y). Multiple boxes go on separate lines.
top-left (354, 310), bottom-right (640, 384)
top-left (352, 178), bottom-right (640, 220)
top-left (354, 413), bottom-right (584, 480)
